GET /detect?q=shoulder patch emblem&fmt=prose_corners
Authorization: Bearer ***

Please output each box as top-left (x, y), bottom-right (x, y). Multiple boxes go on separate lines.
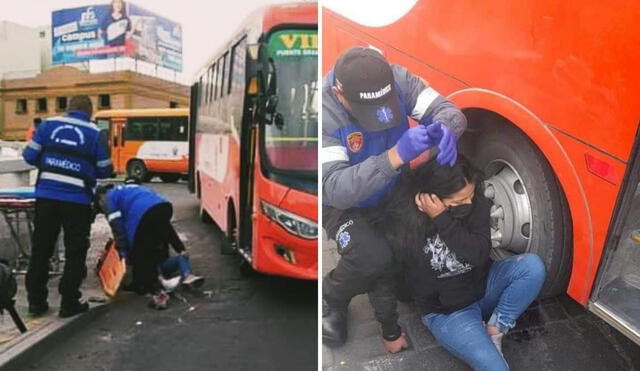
top-left (347, 132), bottom-right (363, 153)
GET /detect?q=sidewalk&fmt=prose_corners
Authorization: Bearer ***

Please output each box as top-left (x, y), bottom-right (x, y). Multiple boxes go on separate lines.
top-left (0, 214), bottom-right (112, 368)
top-left (322, 231), bottom-right (640, 370)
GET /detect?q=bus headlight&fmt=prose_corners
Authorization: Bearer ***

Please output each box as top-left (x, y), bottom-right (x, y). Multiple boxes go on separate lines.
top-left (261, 201), bottom-right (318, 240)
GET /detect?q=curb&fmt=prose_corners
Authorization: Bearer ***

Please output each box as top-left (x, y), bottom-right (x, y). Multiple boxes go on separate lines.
top-left (0, 302), bottom-right (109, 370)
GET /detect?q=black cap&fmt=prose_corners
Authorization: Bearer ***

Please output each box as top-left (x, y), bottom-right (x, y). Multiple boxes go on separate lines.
top-left (334, 47), bottom-right (403, 131)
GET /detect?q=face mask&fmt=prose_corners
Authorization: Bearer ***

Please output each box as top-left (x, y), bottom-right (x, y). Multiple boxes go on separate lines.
top-left (448, 203), bottom-right (474, 219)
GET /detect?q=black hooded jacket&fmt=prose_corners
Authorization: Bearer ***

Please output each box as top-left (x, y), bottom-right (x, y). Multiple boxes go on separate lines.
top-left (381, 174), bottom-right (492, 315)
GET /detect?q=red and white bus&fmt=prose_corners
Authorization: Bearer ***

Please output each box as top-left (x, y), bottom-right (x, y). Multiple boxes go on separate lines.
top-left (189, 3), bottom-right (318, 279)
top-left (323, 0), bottom-right (640, 342)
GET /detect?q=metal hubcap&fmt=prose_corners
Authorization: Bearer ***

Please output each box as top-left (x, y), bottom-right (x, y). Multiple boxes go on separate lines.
top-left (483, 160), bottom-right (532, 259)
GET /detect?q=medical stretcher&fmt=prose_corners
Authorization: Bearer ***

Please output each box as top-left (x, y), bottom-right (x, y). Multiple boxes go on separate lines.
top-left (0, 187), bottom-right (62, 275)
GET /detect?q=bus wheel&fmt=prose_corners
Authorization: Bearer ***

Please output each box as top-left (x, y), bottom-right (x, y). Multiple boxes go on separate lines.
top-left (221, 209), bottom-right (237, 255)
top-left (239, 259), bottom-right (254, 277)
top-left (127, 160), bottom-right (150, 182)
top-left (464, 123), bottom-right (572, 297)
top-left (199, 204), bottom-right (213, 224)
top-left (160, 174), bottom-right (180, 183)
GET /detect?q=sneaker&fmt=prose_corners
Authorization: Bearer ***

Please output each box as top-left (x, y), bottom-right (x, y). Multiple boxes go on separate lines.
top-left (149, 291), bottom-right (169, 310)
top-left (59, 301), bottom-right (89, 318)
top-left (159, 275), bottom-right (182, 292)
top-left (28, 302), bottom-right (49, 317)
top-left (182, 274), bottom-right (205, 288)
top-left (490, 332), bottom-right (505, 357)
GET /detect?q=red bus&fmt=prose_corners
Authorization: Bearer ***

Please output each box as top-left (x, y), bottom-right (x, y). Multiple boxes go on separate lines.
top-left (323, 1), bottom-right (640, 342)
top-left (189, 3), bottom-right (318, 280)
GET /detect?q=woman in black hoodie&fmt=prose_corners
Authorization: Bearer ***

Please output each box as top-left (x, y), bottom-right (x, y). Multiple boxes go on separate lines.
top-left (382, 158), bottom-right (545, 370)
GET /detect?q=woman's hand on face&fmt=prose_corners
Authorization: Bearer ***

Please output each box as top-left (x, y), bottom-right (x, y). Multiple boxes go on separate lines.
top-left (415, 193), bottom-right (447, 219)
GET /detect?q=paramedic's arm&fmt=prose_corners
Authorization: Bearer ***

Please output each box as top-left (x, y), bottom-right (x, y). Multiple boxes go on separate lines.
top-left (167, 223), bottom-right (186, 253)
top-left (391, 64), bottom-right (467, 137)
top-left (23, 123), bottom-right (45, 166)
top-left (322, 132), bottom-right (400, 210)
top-left (95, 130), bottom-right (113, 179)
top-left (101, 194), bottom-right (129, 260)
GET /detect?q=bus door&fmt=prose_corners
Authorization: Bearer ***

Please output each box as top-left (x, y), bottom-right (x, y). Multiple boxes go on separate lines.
top-left (590, 124), bottom-right (640, 345)
top-left (110, 118), bottom-right (126, 173)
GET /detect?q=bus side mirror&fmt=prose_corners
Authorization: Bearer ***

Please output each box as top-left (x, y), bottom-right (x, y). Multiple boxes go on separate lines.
top-left (265, 95), bottom-right (278, 115)
top-left (273, 112), bottom-right (284, 130)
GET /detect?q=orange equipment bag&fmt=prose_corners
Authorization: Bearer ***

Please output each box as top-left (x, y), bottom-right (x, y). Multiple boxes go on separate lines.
top-left (97, 239), bottom-right (127, 297)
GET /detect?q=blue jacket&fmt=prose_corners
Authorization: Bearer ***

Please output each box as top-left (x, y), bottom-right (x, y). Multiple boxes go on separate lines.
top-left (23, 111), bottom-right (112, 205)
top-left (100, 184), bottom-right (172, 258)
top-left (322, 65), bottom-right (468, 209)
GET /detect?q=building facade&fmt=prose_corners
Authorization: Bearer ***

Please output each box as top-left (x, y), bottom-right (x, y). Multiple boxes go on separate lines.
top-left (0, 66), bottom-right (189, 140)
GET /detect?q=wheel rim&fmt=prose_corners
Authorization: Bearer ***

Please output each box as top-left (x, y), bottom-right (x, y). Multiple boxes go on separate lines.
top-left (483, 159), bottom-right (533, 260)
top-left (132, 164), bottom-right (143, 177)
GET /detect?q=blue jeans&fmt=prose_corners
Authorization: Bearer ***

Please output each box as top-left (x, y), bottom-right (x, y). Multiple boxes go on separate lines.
top-left (422, 253), bottom-right (546, 371)
top-left (158, 256), bottom-right (192, 279)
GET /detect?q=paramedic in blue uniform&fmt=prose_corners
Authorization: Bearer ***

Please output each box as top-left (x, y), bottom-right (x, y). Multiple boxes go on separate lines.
top-left (23, 95), bottom-right (113, 318)
top-left (94, 179), bottom-right (202, 296)
top-left (322, 47), bottom-right (468, 351)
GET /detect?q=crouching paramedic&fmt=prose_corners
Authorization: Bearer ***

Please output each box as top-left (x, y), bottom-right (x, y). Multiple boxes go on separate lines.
top-left (94, 179), bottom-right (202, 296)
top-left (23, 95), bottom-right (113, 318)
top-left (322, 47), bottom-right (467, 351)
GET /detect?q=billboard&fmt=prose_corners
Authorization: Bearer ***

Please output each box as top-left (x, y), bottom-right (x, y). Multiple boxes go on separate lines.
top-left (51, 2), bottom-right (182, 71)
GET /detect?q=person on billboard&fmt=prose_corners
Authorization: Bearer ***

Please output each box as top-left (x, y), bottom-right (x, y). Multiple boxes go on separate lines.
top-left (22, 95), bottom-right (113, 318)
top-left (322, 46), bottom-right (467, 351)
top-left (98, 0), bottom-right (132, 47)
top-left (381, 158), bottom-right (545, 370)
top-left (93, 178), bottom-right (204, 307)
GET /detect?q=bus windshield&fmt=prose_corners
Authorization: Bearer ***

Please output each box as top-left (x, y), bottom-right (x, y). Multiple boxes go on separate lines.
top-left (263, 29), bottom-right (318, 178)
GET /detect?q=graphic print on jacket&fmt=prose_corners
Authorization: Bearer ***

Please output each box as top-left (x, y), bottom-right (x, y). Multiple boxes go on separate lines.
top-left (423, 234), bottom-right (472, 278)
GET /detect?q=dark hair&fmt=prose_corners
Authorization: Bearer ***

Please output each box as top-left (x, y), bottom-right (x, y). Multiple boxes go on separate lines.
top-left (378, 157), bottom-right (483, 263)
top-left (68, 95), bottom-right (93, 117)
top-left (33, 117), bottom-right (42, 127)
top-left (410, 158), bottom-right (483, 200)
top-left (110, 0), bottom-right (127, 17)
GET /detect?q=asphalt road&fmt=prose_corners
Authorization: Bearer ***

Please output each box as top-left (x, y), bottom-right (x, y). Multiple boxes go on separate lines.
top-left (323, 234), bottom-right (640, 371)
top-left (17, 182), bottom-right (318, 371)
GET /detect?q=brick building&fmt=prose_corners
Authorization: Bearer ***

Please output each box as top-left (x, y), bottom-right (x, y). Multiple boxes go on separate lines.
top-left (0, 66), bottom-right (189, 140)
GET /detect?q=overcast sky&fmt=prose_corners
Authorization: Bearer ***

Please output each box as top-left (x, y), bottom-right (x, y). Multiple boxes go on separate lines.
top-left (1, 0), bottom-right (314, 83)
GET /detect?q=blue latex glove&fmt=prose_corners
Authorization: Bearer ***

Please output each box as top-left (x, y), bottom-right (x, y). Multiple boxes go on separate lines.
top-left (396, 125), bottom-right (433, 163)
top-left (426, 123), bottom-right (457, 166)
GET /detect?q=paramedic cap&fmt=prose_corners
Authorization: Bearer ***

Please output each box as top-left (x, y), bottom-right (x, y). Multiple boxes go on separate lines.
top-left (334, 47), bottom-right (403, 131)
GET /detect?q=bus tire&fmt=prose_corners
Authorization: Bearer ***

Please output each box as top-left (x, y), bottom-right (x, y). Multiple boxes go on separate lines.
top-left (160, 174), bottom-right (180, 183)
top-left (463, 123), bottom-right (572, 297)
top-left (127, 160), bottom-right (150, 182)
top-left (239, 259), bottom-right (254, 277)
top-left (221, 207), bottom-right (237, 255)
top-left (199, 204), bottom-right (213, 224)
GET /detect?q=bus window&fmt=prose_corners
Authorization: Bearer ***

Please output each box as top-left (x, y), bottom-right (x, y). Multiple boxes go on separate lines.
top-left (199, 76), bottom-right (204, 106)
top-left (263, 29), bottom-right (318, 175)
top-left (228, 46), bottom-right (235, 94)
top-left (126, 117), bottom-right (159, 141)
top-left (220, 52), bottom-right (228, 98)
top-left (159, 117), bottom-right (188, 141)
top-left (208, 64), bottom-right (215, 104)
top-left (96, 118), bottom-right (110, 132)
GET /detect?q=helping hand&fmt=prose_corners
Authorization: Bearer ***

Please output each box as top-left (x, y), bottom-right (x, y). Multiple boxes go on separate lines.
top-left (415, 193), bottom-right (447, 219)
top-left (426, 123), bottom-right (457, 167)
top-left (395, 125), bottom-right (434, 164)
